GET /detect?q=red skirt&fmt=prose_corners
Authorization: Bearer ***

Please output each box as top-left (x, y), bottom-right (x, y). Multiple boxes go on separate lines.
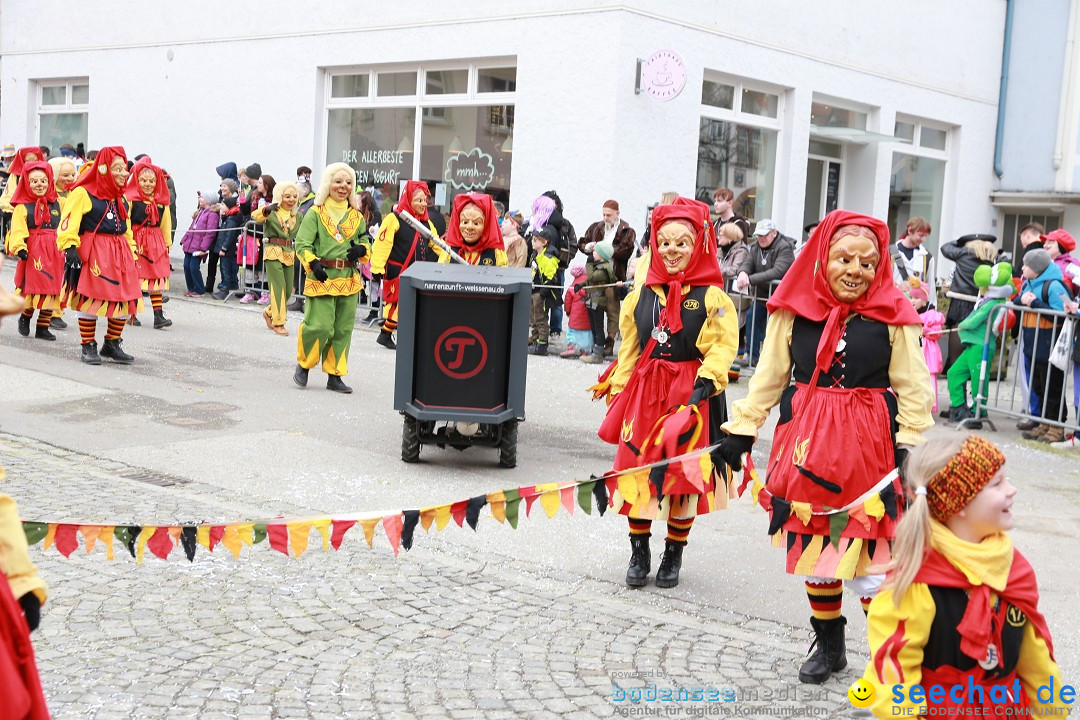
top-left (13, 228), bottom-right (62, 298)
top-left (65, 231), bottom-right (142, 317)
top-left (133, 225), bottom-right (170, 282)
top-left (764, 384), bottom-right (900, 577)
top-left (381, 276), bottom-right (400, 305)
top-left (599, 357), bottom-right (717, 519)
top-left (0, 577), bottom-right (49, 720)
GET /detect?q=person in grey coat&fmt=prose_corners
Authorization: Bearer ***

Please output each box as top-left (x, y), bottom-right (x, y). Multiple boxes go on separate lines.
top-left (734, 219), bottom-right (795, 364)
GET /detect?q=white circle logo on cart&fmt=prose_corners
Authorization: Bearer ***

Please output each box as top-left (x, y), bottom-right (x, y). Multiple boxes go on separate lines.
top-left (641, 50), bottom-right (687, 101)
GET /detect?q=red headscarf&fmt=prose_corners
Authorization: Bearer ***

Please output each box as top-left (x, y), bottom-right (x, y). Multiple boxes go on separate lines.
top-left (6, 146), bottom-right (44, 177)
top-left (443, 193), bottom-right (503, 252)
top-left (71, 146), bottom-right (129, 220)
top-left (10, 161), bottom-right (58, 226)
top-left (644, 196), bottom-right (726, 334)
top-left (123, 157), bottom-right (169, 225)
top-left (767, 209), bottom-right (919, 375)
top-left (394, 180), bottom-right (431, 222)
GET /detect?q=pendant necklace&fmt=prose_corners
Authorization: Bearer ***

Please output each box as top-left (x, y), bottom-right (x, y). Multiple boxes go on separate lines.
top-left (651, 296), bottom-right (669, 344)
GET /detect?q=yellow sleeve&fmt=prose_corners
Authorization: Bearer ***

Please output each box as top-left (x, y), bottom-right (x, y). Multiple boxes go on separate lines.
top-left (57, 187), bottom-right (93, 250)
top-left (0, 174), bottom-right (17, 213)
top-left (438, 251), bottom-right (451, 265)
top-left (609, 287), bottom-right (643, 394)
top-left (495, 249), bottom-right (507, 267)
top-left (161, 207), bottom-right (173, 249)
top-left (721, 309), bottom-right (795, 437)
top-left (863, 584), bottom-right (934, 719)
top-left (696, 286), bottom-right (739, 396)
top-left (0, 492), bottom-right (48, 605)
top-left (5, 204), bottom-right (29, 256)
top-left (124, 201), bottom-right (137, 259)
top-left (426, 220), bottom-right (447, 261)
top-left (250, 205), bottom-right (270, 223)
top-left (1015, 620), bottom-right (1070, 714)
top-left (371, 213), bottom-right (398, 274)
top-left (888, 324), bottom-right (934, 446)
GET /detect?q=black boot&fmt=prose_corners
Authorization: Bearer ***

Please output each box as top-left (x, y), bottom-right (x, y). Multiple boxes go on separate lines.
top-left (654, 541), bottom-right (684, 589)
top-left (153, 310), bottom-right (172, 329)
top-left (798, 616), bottom-right (847, 684)
top-left (17, 314), bottom-right (30, 337)
top-left (293, 364), bottom-right (309, 388)
top-left (50, 316), bottom-right (67, 329)
top-left (625, 534), bottom-right (651, 588)
top-left (100, 338), bottom-right (134, 364)
top-left (34, 325), bottom-right (56, 341)
top-left (81, 341), bottom-right (102, 365)
top-left (326, 375), bottom-right (353, 394)
top-left (529, 341), bottom-right (549, 356)
top-left (376, 330), bottom-right (396, 350)
top-left (129, 315), bottom-right (141, 327)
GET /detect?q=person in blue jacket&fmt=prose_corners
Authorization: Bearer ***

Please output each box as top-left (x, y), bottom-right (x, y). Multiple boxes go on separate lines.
top-left (1017, 249), bottom-right (1070, 442)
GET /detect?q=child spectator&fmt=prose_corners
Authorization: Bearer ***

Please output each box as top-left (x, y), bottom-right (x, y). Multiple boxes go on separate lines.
top-left (862, 434), bottom-right (1067, 718)
top-left (211, 195), bottom-right (244, 300)
top-left (502, 210), bottom-right (528, 268)
top-left (909, 279), bottom-right (946, 415)
top-left (528, 225), bottom-right (560, 355)
top-left (180, 189), bottom-right (220, 295)
top-left (581, 240), bottom-right (617, 364)
top-left (1042, 228), bottom-right (1080, 295)
top-left (1018, 249), bottom-right (1070, 442)
top-left (560, 264), bottom-right (592, 358)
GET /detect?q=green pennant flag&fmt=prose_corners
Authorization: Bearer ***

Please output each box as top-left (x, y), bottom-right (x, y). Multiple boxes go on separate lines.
top-left (828, 511), bottom-right (849, 550)
top-left (113, 526), bottom-right (132, 555)
top-left (253, 524), bottom-right (267, 545)
top-left (577, 481), bottom-right (595, 515)
top-left (23, 522), bottom-right (48, 546)
top-left (502, 488), bottom-right (522, 529)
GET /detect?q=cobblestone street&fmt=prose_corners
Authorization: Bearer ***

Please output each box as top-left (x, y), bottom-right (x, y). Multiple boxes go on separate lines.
top-left (2, 269), bottom-right (1078, 719)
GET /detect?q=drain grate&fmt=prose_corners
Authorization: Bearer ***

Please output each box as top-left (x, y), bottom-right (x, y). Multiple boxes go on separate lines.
top-left (116, 468), bottom-right (191, 487)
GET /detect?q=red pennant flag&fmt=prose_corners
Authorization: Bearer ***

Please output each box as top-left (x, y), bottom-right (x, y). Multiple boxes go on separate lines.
top-left (520, 486), bottom-right (541, 517)
top-left (208, 526), bottom-right (225, 551)
top-left (382, 514), bottom-right (403, 557)
top-left (330, 520), bottom-right (357, 550)
top-left (147, 526), bottom-right (174, 560)
top-left (55, 524), bottom-right (80, 558)
top-left (267, 524), bottom-right (289, 555)
top-left (450, 500), bottom-right (468, 528)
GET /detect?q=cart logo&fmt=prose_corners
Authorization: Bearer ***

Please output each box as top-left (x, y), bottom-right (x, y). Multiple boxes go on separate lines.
top-left (435, 325), bottom-right (489, 380)
top-left (682, 299), bottom-right (700, 310)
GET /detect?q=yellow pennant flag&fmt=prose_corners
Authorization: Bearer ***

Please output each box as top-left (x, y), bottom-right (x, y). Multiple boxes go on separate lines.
top-left (791, 502), bottom-right (813, 527)
top-left (100, 526), bottom-right (115, 560)
top-left (617, 472), bottom-right (639, 505)
top-left (359, 518), bottom-right (379, 548)
top-left (538, 484), bottom-right (561, 519)
top-left (313, 519), bottom-right (332, 551)
top-left (486, 491), bottom-right (507, 524)
top-left (221, 526), bottom-right (243, 559)
top-left (135, 526), bottom-right (155, 565)
top-left (287, 522), bottom-right (313, 557)
top-left (196, 525), bottom-right (211, 550)
top-left (864, 493), bottom-right (886, 521)
top-left (434, 505), bottom-right (452, 531)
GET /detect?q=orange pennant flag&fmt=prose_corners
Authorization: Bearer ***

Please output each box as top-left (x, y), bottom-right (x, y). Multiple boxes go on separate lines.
top-left (80, 526), bottom-right (101, 554)
top-left (287, 522), bottom-right (313, 557)
top-left (221, 526), bottom-right (243, 559)
top-left (100, 526), bottom-right (115, 560)
top-left (419, 508), bottom-right (436, 532)
top-left (359, 518), bottom-right (379, 548)
top-left (43, 524), bottom-right (57, 552)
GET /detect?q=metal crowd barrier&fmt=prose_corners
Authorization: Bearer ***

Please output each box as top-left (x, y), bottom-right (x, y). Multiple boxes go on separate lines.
top-left (962, 301), bottom-right (1075, 435)
top-left (726, 279), bottom-right (781, 371)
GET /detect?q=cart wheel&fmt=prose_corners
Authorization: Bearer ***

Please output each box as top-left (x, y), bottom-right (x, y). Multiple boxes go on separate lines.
top-left (402, 416), bottom-right (421, 463)
top-left (498, 420), bottom-right (518, 468)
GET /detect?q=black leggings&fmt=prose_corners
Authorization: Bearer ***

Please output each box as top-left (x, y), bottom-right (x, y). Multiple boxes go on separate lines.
top-left (587, 306), bottom-right (606, 349)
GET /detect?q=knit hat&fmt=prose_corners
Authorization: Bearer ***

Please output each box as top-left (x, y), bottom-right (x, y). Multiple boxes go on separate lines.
top-left (923, 435), bottom-right (1005, 522)
top-left (244, 163), bottom-right (262, 180)
top-left (1042, 228), bottom-right (1076, 254)
top-left (570, 265), bottom-right (586, 278)
top-left (220, 178), bottom-right (238, 194)
top-left (2, 144), bottom-right (16, 160)
top-left (201, 188), bottom-right (220, 205)
top-left (907, 278), bottom-right (929, 303)
top-left (594, 240), bottom-right (614, 262)
top-left (1024, 249), bottom-right (1052, 276)
top-left (603, 199), bottom-right (619, 212)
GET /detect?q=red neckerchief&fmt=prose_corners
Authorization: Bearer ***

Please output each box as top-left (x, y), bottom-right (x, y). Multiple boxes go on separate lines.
top-left (393, 180), bottom-right (431, 222)
top-left (9, 161), bottom-right (58, 226)
top-left (123, 157), bottom-right (169, 225)
top-left (643, 196), bottom-right (725, 334)
top-left (443, 192), bottom-right (503, 253)
top-left (767, 209), bottom-right (919, 375)
top-left (70, 146), bottom-right (129, 221)
top-left (914, 548), bottom-right (1054, 663)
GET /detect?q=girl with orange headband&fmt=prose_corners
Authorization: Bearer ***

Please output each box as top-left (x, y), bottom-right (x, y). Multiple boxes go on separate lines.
top-left (860, 435), bottom-right (1066, 718)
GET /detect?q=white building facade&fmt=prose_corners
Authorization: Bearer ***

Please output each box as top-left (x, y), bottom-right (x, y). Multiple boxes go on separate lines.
top-left (1, 1), bottom-right (1008, 261)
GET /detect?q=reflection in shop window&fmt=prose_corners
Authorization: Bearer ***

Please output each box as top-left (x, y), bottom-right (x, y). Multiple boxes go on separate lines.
top-left (377, 71), bottom-right (417, 97)
top-left (701, 80), bottom-right (735, 110)
top-left (331, 74), bottom-right (369, 98)
top-left (888, 152), bottom-right (945, 256)
top-left (327, 107), bottom-right (415, 214)
top-left (810, 101), bottom-right (867, 130)
top-left (419, 105), bottom-right (514, 209)
top-left (425, 69), bottom-right (468, 95)
top-left (477, 67), bottom-right (516, 93)
top-left (696, 117), bottom-right (776, 223)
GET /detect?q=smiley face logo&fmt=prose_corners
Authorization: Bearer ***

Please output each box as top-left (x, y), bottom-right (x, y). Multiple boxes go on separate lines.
top-left (847, 678), bottom-right (875, 708)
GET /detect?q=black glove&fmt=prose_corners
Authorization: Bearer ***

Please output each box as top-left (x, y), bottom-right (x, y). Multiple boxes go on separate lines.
top-left (346, 244), bottom-right (367, 262)
top-left (371, 273), bottom-right (383, 283)
top-left (19, 593), bottom-right (40, 632)
top-left (308, 260), bottom-right (328, 282)
top-left (264, 202), bottom-right (279, 214)
top-left (895, 446), bottom-right (910, 479)
top-left (65, 246), bottom-right (82, 268)
top-left (687, 378), bottom-right (713, 406)
top-left (17, 249), bottom-right (28, 261)
top-left (714, 432), bottom-right (755, 472)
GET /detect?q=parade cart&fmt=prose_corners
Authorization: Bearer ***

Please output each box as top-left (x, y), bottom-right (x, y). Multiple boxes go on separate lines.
top-left (392, 227), bottom-right (531, 467)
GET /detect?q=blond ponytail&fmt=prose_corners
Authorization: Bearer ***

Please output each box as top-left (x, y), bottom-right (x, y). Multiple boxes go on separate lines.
top-left (879, 434), bottom-right (969, 604)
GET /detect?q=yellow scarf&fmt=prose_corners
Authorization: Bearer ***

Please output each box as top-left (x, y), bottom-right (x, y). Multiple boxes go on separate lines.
top-left (929, 520), bottom-right (1013, 591)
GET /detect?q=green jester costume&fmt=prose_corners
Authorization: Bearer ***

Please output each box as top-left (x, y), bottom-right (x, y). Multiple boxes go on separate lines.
top-left (293, 163), bottom-right (369, 393)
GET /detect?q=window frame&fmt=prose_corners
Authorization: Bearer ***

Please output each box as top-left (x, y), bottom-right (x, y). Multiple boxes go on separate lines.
top-left (35, 77), bottom-right (89, 148)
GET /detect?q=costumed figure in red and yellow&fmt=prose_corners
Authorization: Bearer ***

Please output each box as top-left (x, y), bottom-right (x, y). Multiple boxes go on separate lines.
top-left (714, 209), bottom-right (933, 684)
top-left (57, 146), bottom-right (142, 366)
top-left (5, 162), bottom-right (63, 341)
top-left (44, 156), bottom-right (81, 332)
top-left (0, 146), bottom-right (45, 214)
top-left (597, 197), bottom-right (738, 590)
top-left (439, 192), bottom-right (508, 267)
top-left (0, 287), bottom-right (51, 720)
top-left (860, 434), bottom-right (1067, 719)
top-left (124, 157), bottom-right (173, 329)
top-left (370, 180), bottom-right (444, 349)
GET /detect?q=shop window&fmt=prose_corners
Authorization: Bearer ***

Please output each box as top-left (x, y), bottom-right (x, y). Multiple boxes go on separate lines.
top-left (477, 67), bottom-right (516, 93)
top-left (36, 78), bottom-right (88, 151)
top-left (696, 118), bottom-right (777, 223)
top-left (331, 74), bottom-right (369, 99)
top-left (377, 71), bottom-right (418, 97)
top-left (425, 70), bottom-right (467, 95)
top-left (702, 80), bottom-right (735, 110)
top-left (810, 101), bottom-right (867, 130)
top-left (888, 153), bottom-right (946, 255)
top-left (1000, 213), bottom-right (1062, 263)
